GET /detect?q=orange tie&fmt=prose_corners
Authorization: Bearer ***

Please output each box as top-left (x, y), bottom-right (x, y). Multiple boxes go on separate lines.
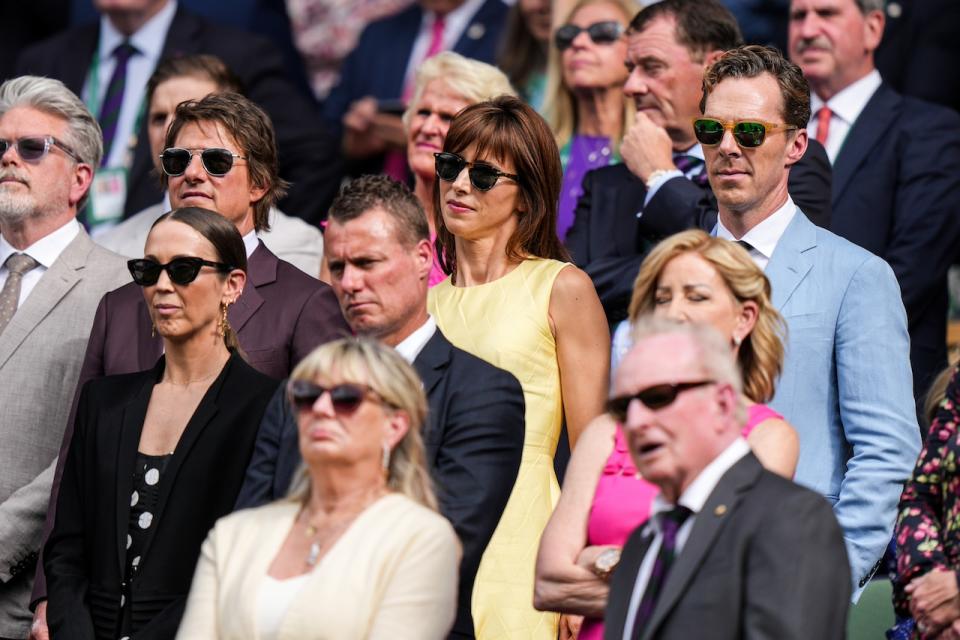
top-left (816, 106), bottom-right (832, 145)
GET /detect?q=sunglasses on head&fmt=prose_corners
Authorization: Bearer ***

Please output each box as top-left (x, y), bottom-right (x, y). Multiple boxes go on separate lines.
top-left (287, 379), bottom-right (388, 415)
top-left (159, 147), bottom-right (245, 177)
top-left (692, 118), bottom-right (797, 148)
top-left (0, 136), bottom-right (80, 162)
top-left (606, 380), bottom-right (715, 422)
top-left (554, 21), bottom-right (625, 51)
top-left (127, 256), bottom-right (234, 286)
top-left (434, 151), bottom-right (519, 191)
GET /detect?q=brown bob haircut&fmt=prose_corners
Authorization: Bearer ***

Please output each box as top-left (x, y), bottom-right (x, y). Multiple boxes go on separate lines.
top-left (162, 92), bottom-right (289, 233)
top-left (145, 54), bottom-right (243, 111)
top-left (433, 95), bottom-right (569, 277)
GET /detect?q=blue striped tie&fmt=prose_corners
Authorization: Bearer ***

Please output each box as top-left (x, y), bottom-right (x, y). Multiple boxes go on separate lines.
top-left (98, 41), bottom-right (138, 165)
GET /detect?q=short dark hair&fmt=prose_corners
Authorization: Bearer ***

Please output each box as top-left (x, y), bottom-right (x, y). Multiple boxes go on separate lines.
top-left (434, 95), bottom-right (569, 277)
top-left (328, 175), bottom-right (429, 248)
top-left (145, 54), bottom-right (243, 112)
top-left (700, 45), bottom-right (811, 129)
top-left (627, 0), bottom-right (743, 59)
top-left (162, 92), bottom-right (289, 232)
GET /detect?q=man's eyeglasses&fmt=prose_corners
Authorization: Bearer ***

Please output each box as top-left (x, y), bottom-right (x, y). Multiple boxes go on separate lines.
top-left (287, 379), bottom-right (393, 415)
top-left (0, 136), bottom-right (81, 163)
top-left (554, 21), bottom-right (625, 51)
top-left (606, 381), bottom-right (715, 422)
top-left (159, 147), bottom-right (246, 177)
top-left (434, 151), bottom-right (519, 191)
top-left (127, 256), bottom-right (234, 286)
top-left (692, 118), bottom-right (798, 148)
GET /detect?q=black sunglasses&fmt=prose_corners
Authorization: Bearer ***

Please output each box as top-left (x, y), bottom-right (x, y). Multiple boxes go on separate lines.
top-left (0, 136), bottom-right (81, 162)
top-left (606, 381), bottom-right (715, 422)
top-left (287, 380), bottom-right (389, 415)
top-left (434, 151), bottom-right (519, 191)
top-left (159, 147), bottom-right (245, 177)
top-left (692, 118), bottom-right (798, 149)
top-left (554, 21), bottom-right (625, 51)
top-left (127, 257), bottom-right (234, 286)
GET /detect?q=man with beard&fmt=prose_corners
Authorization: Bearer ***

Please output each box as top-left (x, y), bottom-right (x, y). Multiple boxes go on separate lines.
top-left (0, 75), bottom-right (129, 639)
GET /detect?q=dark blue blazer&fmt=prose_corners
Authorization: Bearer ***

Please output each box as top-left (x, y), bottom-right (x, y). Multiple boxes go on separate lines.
top-left (321, 0), bottom-right (509, 139)
top-left (828, 83), bottom-right (960, 399)
top-left (236, 329), bottom-right (525, 639)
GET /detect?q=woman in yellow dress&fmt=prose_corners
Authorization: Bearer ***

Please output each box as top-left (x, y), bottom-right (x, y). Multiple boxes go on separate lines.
top-left (428, 95), bottom-right (610, 638)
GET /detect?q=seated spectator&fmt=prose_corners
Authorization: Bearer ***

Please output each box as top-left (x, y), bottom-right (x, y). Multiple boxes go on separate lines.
top-left (44, 208), bottom-right (280, 639)
top-left (497, 0), bottom-right (551, 109)
top-left (544, 0), bottom-right (635, 239)
top-left (96, 54), bottom-right (325, 277)
top-left (534, 230), bottom-right (797, 639)
top-left (401, 51), bottom-right (514, 285)
top-left (177, 337), bottom-right (460, 639)
top-left (428, 95), bottom-right (609, 638)
top-left (601, 318), bottom-right (850, 638)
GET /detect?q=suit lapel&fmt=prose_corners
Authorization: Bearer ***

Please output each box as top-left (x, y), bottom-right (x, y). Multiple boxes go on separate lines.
top-left (413, 330), bottom-right (452, 460)
top-left (605, 523), bottom-right (654, 640)
top-left (229, 242), bottom-right (272, 334)
top-left (765, 212), bottom-right (817, 312)
top-left (642, 454), bottom-right (763, 640)
top-left (831, 84), bottom-right (899, 205)
top-left (0, 231), bottom-right (90, 369)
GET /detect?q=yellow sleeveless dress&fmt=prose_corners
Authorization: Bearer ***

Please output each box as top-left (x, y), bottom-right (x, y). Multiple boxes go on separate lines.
top-left (428, 258), bottom-right (569, 640)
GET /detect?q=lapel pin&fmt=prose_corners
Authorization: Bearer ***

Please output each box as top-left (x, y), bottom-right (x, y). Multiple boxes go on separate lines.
top-left (714, 504), bottom-right (727, 516)
top-left (467, 23), bottom-right (485, 40)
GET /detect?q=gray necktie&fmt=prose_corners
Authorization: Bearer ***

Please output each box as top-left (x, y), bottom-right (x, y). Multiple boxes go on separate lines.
top-left (0, 253), bottom-right (39, 335)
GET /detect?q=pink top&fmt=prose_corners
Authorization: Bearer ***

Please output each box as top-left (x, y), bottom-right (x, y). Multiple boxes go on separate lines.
top-left (578, 403), bottom-right (781, 640)
top-left (428, 231), bottom-right (447, 287)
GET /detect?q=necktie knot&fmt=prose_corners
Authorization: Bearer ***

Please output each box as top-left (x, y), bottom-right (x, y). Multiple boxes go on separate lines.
top-left (673, 155), bottom-right (702, 175)
top-left (112, 41), bottom-right (138, 62)
top-left (4, 253), bottom-right (38, 276)
top-left (659, 505), bottom-right (692, 540)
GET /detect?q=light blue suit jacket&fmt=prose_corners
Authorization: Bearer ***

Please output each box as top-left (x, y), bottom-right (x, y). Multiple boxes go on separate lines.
top-left (764, 210), bottom-right (920, 598)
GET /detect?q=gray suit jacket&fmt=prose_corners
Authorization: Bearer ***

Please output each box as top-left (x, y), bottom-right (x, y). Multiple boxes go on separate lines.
top-left (0, 229), bottom-right (129, 638)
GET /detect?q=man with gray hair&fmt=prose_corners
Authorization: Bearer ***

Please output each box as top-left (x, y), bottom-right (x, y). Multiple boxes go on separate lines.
top-left (0, 75), bottom-right (129, 638)
top-left (603, 317), bottom-right (850, 639)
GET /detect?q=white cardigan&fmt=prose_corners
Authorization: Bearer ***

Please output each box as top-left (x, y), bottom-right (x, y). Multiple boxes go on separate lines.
top-left (177, 495), bottom-right (460, 639)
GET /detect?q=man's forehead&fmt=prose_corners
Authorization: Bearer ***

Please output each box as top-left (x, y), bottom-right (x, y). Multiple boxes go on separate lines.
top-left (704, 73), bottom-right (784, 118)
top-left (0, 105), bottom-right (68, 134)
top-left (174, 118), bottom-right (237, 146)
top-left (627, 15), bottom-right (694, 62)
top-left (326, 209), bottom-right (402, 254)
top-left (615, 332), bottom-right (703, 392)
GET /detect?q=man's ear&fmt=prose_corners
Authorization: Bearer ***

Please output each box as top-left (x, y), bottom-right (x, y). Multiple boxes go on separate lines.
top-left (784, 127), bottom-right (808, 168)
top-left (68, 162), bottom-right (94, 208)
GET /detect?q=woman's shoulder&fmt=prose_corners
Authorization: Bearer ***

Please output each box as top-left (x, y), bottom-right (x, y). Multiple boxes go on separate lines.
top-left (221, 353), bottom-right (282, 395)
top-left (374, 495), bottom-right (458, 542)
top-left (213, 500), bottom-right (299, 541)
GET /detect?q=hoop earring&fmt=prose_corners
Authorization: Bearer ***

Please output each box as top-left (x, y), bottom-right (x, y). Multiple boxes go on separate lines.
top-left (381, 442), bottom-right (391, 475)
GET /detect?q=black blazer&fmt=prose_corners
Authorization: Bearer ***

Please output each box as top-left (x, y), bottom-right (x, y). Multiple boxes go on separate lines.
top-left (603, 453), bottom-right (850, 640)
top-left (235, 329), bottom-right (525, 639)
top-left (566, 139), bottom-right (832, 324)
top-left (827, 82), bottom-right (960, 401)
top-left (15, 5), bottom-right (341, 224)
top-left (44, 353), bottom-right (279, 640)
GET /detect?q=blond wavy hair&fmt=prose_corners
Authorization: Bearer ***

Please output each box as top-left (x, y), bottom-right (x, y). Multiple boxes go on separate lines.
top-left (287, 337), bottom-right (437, 511)
top-left (628, 230), bottom-right (786, 403)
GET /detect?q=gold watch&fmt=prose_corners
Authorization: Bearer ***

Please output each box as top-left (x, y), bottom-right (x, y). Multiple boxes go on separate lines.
top-left (592, 548), bottom-right (622, 581)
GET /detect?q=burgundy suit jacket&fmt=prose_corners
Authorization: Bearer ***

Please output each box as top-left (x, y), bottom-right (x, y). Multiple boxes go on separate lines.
top-left (33, 242), bottom-right (349, 602)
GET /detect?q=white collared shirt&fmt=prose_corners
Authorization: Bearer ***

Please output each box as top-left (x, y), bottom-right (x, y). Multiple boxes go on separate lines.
top-left (621, 437), bottom-right (751, 640)
top-left (394, 316), bottom-right (437, 363)
top-left (639, 144), bottom-right (706, 214)
top-left (402, 0), bottom-right (488, 92)
top-left (88, 0), bottom-right (178, 167)
top-left (241, 229), bottom-right (259, 258)
top-left (0, 218), bottom-right (81, 306)
top-left (809, 69), bottom-right (882, 163)
top-left (715, 196), bottom-right (797, 271)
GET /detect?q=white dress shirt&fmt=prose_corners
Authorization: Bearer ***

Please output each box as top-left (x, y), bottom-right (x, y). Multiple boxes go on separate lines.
top-left (639, 144), bottom-right (706, 215)
top-left (402, 0), bottom-right (487, 92)
top-left (621, 437), bottom-right (752, 640)
top-left (715, 196), bottom-right (797, 271)
top-left (394, 315), bottom-right (437, 363)
top-left (87, 0), bottom-right (178, 167)
top-left (809, 69), bottom-right (882, 163)
top-left (0, 218), bottom-right (80, 306)
top-left (241, 229), bottom-right (259, 259)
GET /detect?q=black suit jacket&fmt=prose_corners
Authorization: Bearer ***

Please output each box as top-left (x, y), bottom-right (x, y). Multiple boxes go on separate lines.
top-left (828, 82), bottom-right (960, 400)
top-left (15, 5), bottom-right (341, 224)
top-left (566, 139), bottom-right (832, 324)
top-left (44, 353), bottom-right (279, 640)
top-left (235, 329), bottom-right (525, 639)
top-left (603, 453), bottom-right (850, 640)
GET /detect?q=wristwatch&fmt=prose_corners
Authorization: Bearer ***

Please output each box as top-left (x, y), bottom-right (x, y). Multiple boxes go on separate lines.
top-left (645, 168), bottom-right (673, 190)
top-left (592, 548), bottom-right (622, 581)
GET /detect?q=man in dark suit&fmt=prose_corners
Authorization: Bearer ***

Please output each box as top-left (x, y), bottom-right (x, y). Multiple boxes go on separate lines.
top-left (29, 92), bottom-right (348, 637)
top-left (789, 0), bottom-right (960, 403)
top-left (603, 318), bottom-right (850, 639)
top-left (566, 0), bottom-right (832, 325)
top-left (236, 175), bottom-right (525, 640)
top-left (15, 0), bottom-right (341, 225)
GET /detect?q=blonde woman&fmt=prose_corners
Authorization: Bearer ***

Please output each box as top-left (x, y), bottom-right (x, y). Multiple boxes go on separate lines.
top-left (176, 338), bottom-right (460, 639)
top-left (535, 230), bottom-right (797, 640)
top-left (543, 0), bottom-right (639, 238)
top-left (401, 51), bottom-right (515, 285)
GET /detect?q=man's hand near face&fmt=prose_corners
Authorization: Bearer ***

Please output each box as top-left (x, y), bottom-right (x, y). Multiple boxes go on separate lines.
top-left (621, 111), bottom-right (677, 183)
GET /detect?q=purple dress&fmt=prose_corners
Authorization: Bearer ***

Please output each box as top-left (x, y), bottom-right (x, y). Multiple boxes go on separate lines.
top-left (557, 135), bottom-right (617, 240)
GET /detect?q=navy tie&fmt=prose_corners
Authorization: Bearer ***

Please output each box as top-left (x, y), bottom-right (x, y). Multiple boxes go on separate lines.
top-left (674, 154), bottom-right (709, 187)
top-left (98, 41), bottom-right (138, 165)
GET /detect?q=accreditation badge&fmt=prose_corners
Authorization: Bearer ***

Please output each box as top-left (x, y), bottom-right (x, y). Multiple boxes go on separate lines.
top-left (89, 167), bottom-right (128, 226)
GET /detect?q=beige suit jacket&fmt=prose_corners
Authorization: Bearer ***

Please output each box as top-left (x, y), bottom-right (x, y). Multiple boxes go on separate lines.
top-left (0, 229), bottom-right (130, 637)
top-left (177, 495), bottom-right (460, 640)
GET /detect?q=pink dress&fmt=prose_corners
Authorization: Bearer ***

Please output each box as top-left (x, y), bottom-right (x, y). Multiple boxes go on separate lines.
top-left (428, 231), bottom-right (447, 287)
top-left (578, 404), bottom-right (781, 640)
